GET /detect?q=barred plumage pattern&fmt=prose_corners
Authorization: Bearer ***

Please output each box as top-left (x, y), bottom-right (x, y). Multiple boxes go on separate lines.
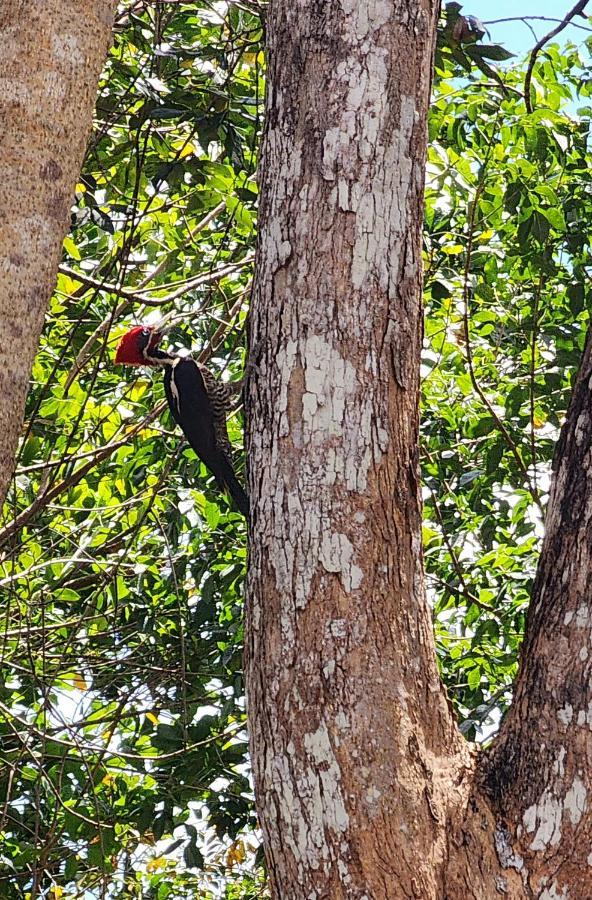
top-left (198, 364), bottom-right (234, 462)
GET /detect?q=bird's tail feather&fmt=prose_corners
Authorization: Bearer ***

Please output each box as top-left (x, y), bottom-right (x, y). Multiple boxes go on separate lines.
top-left (213, 456), bottom-right (250, 518)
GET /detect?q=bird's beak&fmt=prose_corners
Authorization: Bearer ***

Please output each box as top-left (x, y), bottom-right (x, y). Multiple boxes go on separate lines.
top-left (154, 315), bottom-right (174, 339)
top-left (153, 310), bottom-right (176, 333)
top-left (149, 321), bottom-right (170, 346)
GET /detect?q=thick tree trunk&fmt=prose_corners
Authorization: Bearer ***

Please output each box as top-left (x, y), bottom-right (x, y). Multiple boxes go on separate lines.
top-left (246, 1), bottom-right (592, 898)
top-left (245, 2), bottom-right (469, 896)
top-left (0, 1), bottom-right (117, 508)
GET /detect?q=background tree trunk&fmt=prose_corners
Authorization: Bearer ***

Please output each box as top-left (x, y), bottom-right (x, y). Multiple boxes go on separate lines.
top-left (484, 327), bottom-right (592, 897)
top-left (0, 1), bottom-right (117, 507)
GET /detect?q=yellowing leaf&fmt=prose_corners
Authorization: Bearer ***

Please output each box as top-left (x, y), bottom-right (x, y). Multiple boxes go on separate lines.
top-left (73, 673), bottom-right (88, 691)
top-left (129, 380), bottom-right (149, 402)
top-left (171, 139), bottom-right (195, 158)
top-left (124, 425), bottom-right (160, 439)
top-left (226, 839), bottom-right (246, 868)
top-left (147, 857), bottom-right (167, 873)
top-left (63, 236), bottom-right (81, 260)
top-left (146, 711), bottom-right (159, 725)
top-left (422, 525), bottom-right (439, 545)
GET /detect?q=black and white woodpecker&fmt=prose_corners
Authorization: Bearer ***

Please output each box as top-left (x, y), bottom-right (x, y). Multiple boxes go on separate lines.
top-left (115, 325), bottom-right (249, 518)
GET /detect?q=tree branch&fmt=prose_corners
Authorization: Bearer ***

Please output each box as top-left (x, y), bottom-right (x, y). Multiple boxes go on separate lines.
top-left (524, 1), bottom-right (589, 113)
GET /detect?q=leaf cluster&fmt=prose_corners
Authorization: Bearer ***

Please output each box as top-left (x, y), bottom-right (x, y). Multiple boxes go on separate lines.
top-left (425, 25), bottom-right (592, 738)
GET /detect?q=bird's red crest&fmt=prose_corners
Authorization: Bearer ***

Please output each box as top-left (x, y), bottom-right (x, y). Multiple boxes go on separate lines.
top-left (115, 325), bottom-right (162, 366)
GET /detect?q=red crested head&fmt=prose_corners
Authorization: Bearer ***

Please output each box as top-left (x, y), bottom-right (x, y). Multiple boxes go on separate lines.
top-left (115, 325), bottom-right (163, 366)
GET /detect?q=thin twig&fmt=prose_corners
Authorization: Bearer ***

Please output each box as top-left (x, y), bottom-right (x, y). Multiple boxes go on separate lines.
top-left (485, 16), bottom-right (592, 34)
top-left (524, 1), bottom-right (589, 113)
top-left (62, 256), bottom-right (252, 391)
top-left (460, 133), bottom-right (544, 514)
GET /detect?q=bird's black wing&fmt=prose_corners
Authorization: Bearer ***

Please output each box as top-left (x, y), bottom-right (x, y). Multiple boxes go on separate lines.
top-left (163, 358), bottom-right (249, 517)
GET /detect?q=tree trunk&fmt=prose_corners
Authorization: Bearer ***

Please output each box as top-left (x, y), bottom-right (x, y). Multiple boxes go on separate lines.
top-left (245, 1), bottom-right (467, 896)
top-left (0, 1), bottom-right (117, 508)
top-left (484, 328), bottom-right (592, 897)
top-left (246, 1), bottom-right (592, 898)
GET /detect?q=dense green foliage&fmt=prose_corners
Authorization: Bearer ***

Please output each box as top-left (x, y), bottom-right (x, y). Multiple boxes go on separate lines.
top-left (425, 31), bottom-right (592, 736)
top-left (0, 1), bottom-right (591, 896)
top-left (1, 3), bottom-right (261, 896)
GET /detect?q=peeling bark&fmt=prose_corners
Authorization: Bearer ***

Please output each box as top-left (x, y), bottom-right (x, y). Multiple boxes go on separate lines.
top-left (245, 1), bottom-right (592, 898)
top-left (245, 1), bottom-right (470, 896)
top-left (0, 1), bottom-right (117, 507)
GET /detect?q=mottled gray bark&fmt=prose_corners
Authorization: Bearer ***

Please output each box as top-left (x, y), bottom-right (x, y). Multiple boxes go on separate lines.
top-left (0, 1), bottom-right (117, 508)
top-left (245, 2), bottom-right (470, 897)
top-left (245, 1), bottom-right (592, 898)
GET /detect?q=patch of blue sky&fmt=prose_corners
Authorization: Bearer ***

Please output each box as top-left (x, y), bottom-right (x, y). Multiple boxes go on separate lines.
top-left (462, 1), bottom-right (591, 61)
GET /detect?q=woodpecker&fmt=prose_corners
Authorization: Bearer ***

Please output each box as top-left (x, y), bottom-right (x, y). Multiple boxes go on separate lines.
top-left (115, 325), bottom-right (249, 517)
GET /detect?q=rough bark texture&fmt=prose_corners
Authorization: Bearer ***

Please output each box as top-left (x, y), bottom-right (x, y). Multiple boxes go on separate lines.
top-left (245, 1), bottom-right (592, 897)
top-left (484, 328), bottom-right (592, 898)
top-left (245, 2), bottom-right (472, 897)
top-left (0, 1), bottom-right (117, 508)
top-left (4, 0), bottom-right (591, 896)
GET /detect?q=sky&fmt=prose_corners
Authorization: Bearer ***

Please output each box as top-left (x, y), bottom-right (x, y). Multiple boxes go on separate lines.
top-left (466, 1), bottom-right (591, 60)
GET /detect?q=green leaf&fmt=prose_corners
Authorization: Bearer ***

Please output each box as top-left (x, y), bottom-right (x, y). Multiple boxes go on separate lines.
top-left (62, 235), bottom-right (81, 260)
top-left (540, 206), bottom-right (566, 231)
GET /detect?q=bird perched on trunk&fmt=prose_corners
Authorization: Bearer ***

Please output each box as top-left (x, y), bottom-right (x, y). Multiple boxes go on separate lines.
top-left (115, 325), bottom-right (249, 518)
